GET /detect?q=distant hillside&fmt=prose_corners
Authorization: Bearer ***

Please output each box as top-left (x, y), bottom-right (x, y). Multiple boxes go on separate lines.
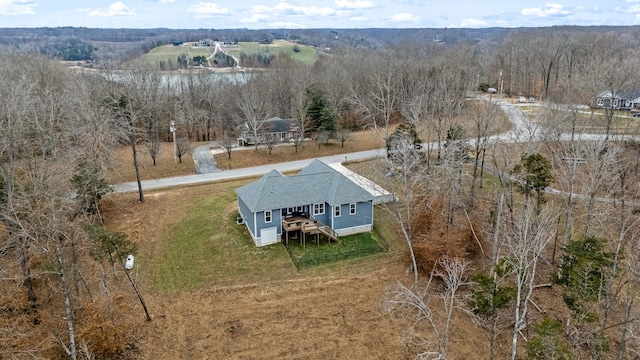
top-left (1, 26), bottom-right (640, 65)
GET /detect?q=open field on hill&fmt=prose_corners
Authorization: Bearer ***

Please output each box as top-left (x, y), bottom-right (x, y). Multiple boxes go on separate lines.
top-left (227, 40), bottom-right (324, 64)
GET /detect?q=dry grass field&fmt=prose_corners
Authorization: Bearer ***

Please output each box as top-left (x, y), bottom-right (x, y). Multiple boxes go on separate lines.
top-left (107, 142), bottom-right (198, 183)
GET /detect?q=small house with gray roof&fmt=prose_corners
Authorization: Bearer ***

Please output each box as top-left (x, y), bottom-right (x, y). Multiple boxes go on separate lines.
top-left (237, 117), bottom-right (297, 146)
top-left (235, 159), bottom-right (375, 246)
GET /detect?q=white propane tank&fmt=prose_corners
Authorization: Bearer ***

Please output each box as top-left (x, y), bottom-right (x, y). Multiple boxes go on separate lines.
top-left (125, 255), bottom-right (134, 270)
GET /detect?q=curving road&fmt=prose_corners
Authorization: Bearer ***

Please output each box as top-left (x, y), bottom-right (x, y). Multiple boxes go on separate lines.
top-left (113, 98), bottom-right (636, 195)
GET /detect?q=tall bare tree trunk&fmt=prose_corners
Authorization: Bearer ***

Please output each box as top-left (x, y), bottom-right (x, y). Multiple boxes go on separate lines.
top-left (55, 240), bottom-right (77, 360)
top-left (131, 141), bottom-right (144, 203)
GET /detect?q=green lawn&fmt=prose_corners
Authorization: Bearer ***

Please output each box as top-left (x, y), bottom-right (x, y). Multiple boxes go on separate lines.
top-left (227, 40), bottom-right (323, 64)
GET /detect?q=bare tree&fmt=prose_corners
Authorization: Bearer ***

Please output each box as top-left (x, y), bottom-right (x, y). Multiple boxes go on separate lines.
top-left (582, 142), bottom-right (622, 237)
top-left (289, 63), bottom-right (313, 152)
top-left (106, 61), bottom-right (163, 203)
top-left (384, 257), bottom-right (469, 359)
top-left (348, 50), bottom-right (402, 156)
top-left (335, 125), bottom-right (352, 148)
top-left (175, 136), bottom-right (191, 163)
top-left (468, 99), bottom-right (500, 207)
top-left (234, 74), bottom-right (271, 151)
top-left (380, 132), bottom-right (428, 285)
top-left (506, 202), bottom-right (557, 360)
top-left (314, 131), bottom-right (330, 149)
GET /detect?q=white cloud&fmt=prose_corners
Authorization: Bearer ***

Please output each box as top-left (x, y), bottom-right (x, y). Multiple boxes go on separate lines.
top-left (350, 16), bottom-right (367, 21)
top-left (0, 0), bottom-right (37, 16)
top-left (248, 5), bottom-right (271, 14)
top-left (616, 4), bottom-right (640, 13)
top-left (159, 0), bottom-right (175, 3)
top-left (268, 21), bottom-right (309, 28)
top-left (88, 2), bottom-right (135, 17)
top-left (335, 0), bottom-right (375, 10)
top-left (459, 18), bottom-right (488, 27)
top-left (186, 2), bottom-right (229, 18)
top-left (274, 2), bottom-right (337, 17)
top-left (240, 13), bottom-right (269, 23)
top-left (521, 3), bottom-right (570, 17)
top-left (387, 12), bottom-right (419, 22)
top-left (241, 1), bottom-right (348, 24)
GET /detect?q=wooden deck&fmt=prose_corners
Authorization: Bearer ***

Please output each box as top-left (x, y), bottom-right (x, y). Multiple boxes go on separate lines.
top-left (282, 215), bottom-right (339, 246)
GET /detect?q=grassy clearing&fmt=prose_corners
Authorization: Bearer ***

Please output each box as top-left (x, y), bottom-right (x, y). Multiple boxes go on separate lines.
top-left (227, 40), bottom-right (322, 64)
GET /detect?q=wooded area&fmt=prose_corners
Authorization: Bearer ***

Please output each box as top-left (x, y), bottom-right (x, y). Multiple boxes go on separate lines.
top-left (3, 25), bottom-right (640, 359)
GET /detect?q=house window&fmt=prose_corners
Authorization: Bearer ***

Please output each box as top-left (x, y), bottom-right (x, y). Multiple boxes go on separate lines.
top-left (350, 203), bottom-right (356, 215)
top-left (296, 206), bottom-right (303, 213)
top-left (313, 203), bottom-right (325, 215)
top-left (287, 207), bottom-right (293, 215)
top-left (613, 99), bottom-right (619, 108)
top-left (265, 210), bottom-right (272, 223)
top-left (334, 205), bottom-right (341, 217)
top-left (280, 132), bottom-right (286, 140)
top-left (597, 98), bottom-right (604, 106)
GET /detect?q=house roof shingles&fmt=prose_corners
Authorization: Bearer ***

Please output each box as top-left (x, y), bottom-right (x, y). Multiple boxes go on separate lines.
top-left (235, 160), bottom-right (374, 213)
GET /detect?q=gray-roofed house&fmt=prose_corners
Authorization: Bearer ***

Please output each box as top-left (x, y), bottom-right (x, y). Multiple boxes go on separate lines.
top-left (235, 159), bottom-right (375, 246)
top-left (593, 90), bottom-right (640, 110)
top-left (237, 117), bottom-right (297, 146)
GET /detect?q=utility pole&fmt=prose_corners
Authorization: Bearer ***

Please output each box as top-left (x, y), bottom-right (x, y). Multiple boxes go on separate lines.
top-left (170, 121), bottom-right (177, 164)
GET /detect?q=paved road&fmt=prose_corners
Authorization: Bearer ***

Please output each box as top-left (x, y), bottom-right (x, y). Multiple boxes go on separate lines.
top-left (113, 149), bottom-right (386, 193)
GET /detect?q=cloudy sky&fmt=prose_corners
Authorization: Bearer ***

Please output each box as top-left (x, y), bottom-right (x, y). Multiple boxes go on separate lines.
top-left (2, 0), bottom-right (640, 29)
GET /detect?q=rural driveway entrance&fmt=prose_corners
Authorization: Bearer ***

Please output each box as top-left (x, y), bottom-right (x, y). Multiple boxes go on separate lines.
top-left (192, 142), bottom-right (220, 174)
